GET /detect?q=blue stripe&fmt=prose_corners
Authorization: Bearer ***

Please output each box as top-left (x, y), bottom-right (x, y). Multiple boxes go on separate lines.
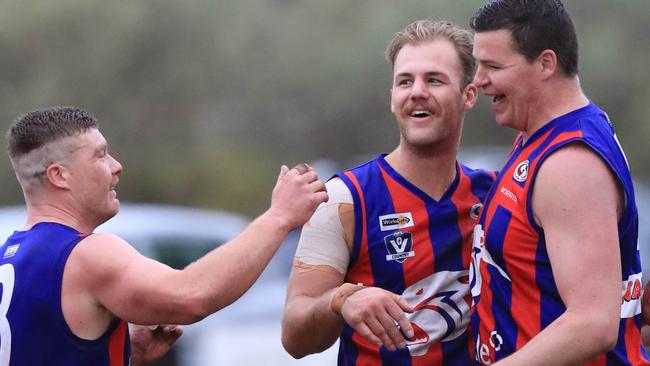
top-left (441, 331), bottom-right (472, 366)
top-left (354, 161), bottom-right (406, 291)
top-left (428, 196), bottom-right (464, 272)
top-left (486, 205), bottom-right (516, 360)
top-left (380, 347), bottom-right (412, 366)
top-left (535, 233), bottom-right (564, 329)
top-left (338, 325), bottom-right (358, 366)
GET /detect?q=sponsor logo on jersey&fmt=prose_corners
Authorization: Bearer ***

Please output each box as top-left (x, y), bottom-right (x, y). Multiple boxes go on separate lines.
top-left (621, 273), bottom-right (643, 317)
top-left (384, 231), bottom-right (415, 262)
top-left (379, 212), bottom-right (414, 231)
top-left (470, 203), bottom-right (483, 220)
top-left (499, 186), bottom-right (518, 203)
top-left (513, 160), bottom-right (529, 183)
top-left (3, 244), bottom-right (20, 258)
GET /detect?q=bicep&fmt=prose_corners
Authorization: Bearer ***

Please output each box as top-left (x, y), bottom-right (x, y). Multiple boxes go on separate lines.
top-left (294, 178), bottom-right (353, 274)
top-left (532, 144), bottom-right (621, 312)
top-left (72, 234), bottom-right (182, 323)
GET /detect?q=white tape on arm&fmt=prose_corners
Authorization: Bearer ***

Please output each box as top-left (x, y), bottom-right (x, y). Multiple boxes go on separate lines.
top-left (294, 178), bottom-right (352, 274)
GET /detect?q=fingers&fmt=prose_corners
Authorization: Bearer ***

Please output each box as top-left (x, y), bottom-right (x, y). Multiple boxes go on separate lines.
top-left (291, 163), bottom-right (311, 175)
top-left (341, 287), bottom-right (411, 352)
top-left (387, 299), bottom-right (414, 339)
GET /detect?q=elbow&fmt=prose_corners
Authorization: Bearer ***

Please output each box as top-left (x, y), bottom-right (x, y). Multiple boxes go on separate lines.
top-left (281, 337), bottom-right (308, 359)
top-left (281, 323), bottom-right (308, 359)
top-left (172, 289), bottom-right (213, 324)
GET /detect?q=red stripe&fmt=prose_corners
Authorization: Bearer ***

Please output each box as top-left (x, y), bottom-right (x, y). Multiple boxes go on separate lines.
top-left (344, 171), bottom-right (374, 286)
top-left (351, 332), bottom-right (382, 366)
top-left (377, 165), bottom-right (432, 287)
top-left (108, 320), bottom-right (127, 366)
top-left (623, 317), bottom-right (650, 365)
top-left (476, 262), bottom-right (497, 363)
top-left (586, 353), bottom-right (607, 366)
top-left (411, 340), bottom-right (443, 366)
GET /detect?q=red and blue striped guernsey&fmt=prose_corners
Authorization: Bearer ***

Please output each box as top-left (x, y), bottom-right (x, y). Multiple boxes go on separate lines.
top-left (0, 222), bottom-right (131, 365)
top-left (337, 155), bottom-right (495, 366)
top-left (470, 102), bottom-right (649, 365)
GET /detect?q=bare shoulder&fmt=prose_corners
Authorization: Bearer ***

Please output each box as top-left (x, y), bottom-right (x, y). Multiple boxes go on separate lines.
top-left (68, 232), bottom-right (142, 281)
top-left (533, 142), bottom-right (620, 224)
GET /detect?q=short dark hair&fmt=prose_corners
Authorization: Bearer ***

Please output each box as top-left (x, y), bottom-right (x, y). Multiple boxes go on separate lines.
top-left (470, 0), bottom-right (579, 76)
top-left (7, 106), bottom-right (98, 159)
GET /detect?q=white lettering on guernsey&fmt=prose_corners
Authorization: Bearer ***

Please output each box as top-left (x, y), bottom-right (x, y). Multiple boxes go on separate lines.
top-left (0, 264), bottom-right (15, 365)
top-left (621, 272), bottom-right (643, 318)
top-left (474, 329), bottom-right (504, 365)
top-left (499, 186), bottom-right (518, 203)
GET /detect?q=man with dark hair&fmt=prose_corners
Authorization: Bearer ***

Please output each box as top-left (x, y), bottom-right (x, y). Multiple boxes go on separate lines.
top-left (281, 20), bottom-right (495, 365)
top-left (1, 106), bottom-right (327, 365)
top-left (468, 0), bottom-right (648, 364)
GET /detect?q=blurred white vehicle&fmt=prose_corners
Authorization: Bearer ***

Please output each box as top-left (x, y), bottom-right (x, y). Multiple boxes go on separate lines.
top-left (0, 203), bottom-right (338, 366)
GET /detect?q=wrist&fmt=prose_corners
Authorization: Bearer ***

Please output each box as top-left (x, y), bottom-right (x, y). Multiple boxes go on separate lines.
top-left (257, 209), bottom-right (294, 235)
top-left (330, 282), bottom-right (365, 316)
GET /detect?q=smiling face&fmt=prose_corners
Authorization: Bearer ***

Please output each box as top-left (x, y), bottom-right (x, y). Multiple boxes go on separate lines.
top-left (473, 29), bottom-right (542, 131)
top-left (63, 128), bottom-right (123, 226)
top-left (390, 39), bottom-right (476, 152)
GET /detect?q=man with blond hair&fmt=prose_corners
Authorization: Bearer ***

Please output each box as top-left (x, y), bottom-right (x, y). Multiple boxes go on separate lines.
top-left (282, 20), bottom-right (494, 365)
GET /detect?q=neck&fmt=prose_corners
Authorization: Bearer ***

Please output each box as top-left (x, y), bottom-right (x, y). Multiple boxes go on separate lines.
top-left (523, 76), bottom-right (589, 142)
top-left (384, 144), bottom-right (457, 201)
top-left (25, 200), bottom-right (95, 234)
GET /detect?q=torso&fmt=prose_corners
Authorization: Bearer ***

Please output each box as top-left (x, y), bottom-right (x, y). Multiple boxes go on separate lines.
top-left (337, 155), bottom-right (495, 366)
top-left (470, 103), bottom-right (648, 365)
top-left (0, 222), bottom-right (130, 365)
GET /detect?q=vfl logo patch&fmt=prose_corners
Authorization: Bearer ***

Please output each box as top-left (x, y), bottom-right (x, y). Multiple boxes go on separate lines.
top-left (384, 231), bottom-right (415, 262)
top-left (3, 244), bottom-right (20, 258)
top-left (513, 160), bottom-right (529, 182)
top-left (470, 203), bottom-right (483, 220)
top-left (379, 212), bottom-right (414, 231)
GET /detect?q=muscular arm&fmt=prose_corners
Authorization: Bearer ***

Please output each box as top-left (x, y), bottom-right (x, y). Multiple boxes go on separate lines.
top-left (63, 165), bottom-right (328, 339)
top-left (496, 144), bottom-right (621, 365)
top-left (282, 179), bottom-right (414, 358)
top-left (282, 178), bottom-right (353, 357)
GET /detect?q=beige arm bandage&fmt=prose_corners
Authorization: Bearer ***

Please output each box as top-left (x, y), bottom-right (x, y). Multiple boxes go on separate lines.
top-left (294, 178), bottom-right (352, 274)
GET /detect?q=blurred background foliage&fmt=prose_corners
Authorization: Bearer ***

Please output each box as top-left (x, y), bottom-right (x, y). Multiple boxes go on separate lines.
top-left (0, 0), bottom-right (647, 217)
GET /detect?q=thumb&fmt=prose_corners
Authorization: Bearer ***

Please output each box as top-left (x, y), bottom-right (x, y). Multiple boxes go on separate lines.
top-left (278, 165), bottom-right (290, 181)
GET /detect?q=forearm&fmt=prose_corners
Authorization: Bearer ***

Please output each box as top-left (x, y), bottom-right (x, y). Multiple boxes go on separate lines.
top-left (172, 211), bottom-right (291, 317)
top-left (282, 288), bottom-right (344, 358)
top-left (496, 310), bottom-right (618, 365)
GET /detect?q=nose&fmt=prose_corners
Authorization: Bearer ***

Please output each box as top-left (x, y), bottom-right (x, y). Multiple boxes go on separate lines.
top-left (473, 65), bottom-right (488, 89)
top-left (410, 78), bottom-right (430, 99)
top-left (109, 154), bottom-right (123, 175)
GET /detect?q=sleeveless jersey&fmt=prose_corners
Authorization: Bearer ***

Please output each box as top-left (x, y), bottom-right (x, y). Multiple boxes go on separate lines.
top-left (0, 222), bottom-right (131, 366)
top-left (337, 155), bottom-right (495, 366)
top-left (470, 103), bottom-right (649, 365)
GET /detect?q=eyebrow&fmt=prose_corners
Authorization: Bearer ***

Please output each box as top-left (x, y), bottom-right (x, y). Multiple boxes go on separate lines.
top-left (394, 70), bottom-right (448, 79)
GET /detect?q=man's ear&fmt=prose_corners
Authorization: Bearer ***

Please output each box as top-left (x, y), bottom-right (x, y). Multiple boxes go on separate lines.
top-left (46, 163), bottom-right (70, 189)
top-left (538, 49), bottom-right (558, 80)
top-left (389, 88), bottom-right (395, 114)
top-left (462, 83), bottom-right (478, 111)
